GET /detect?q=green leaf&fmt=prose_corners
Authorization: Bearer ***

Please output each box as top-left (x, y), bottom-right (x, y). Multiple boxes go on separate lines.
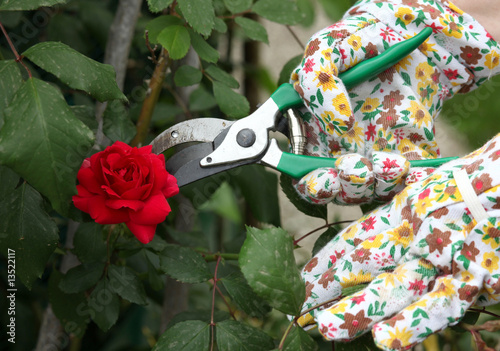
top-left (312, 227), bottom-right (339, 256)
top-left (199, 182), bottom-right (242, 223)
top-left (147, 0), bottom-right (174, 13)
top-left (59, 262), bottom-right (105, 294)
top-left (23, 42), bottom-right (126, 102)
top-left (159, 244), bottom-right (212, 283)
top-left (214, 17), bottom-right (228, 33)
top-left (73, 223), bottom-right (106, 263)
top-left (189, 28), bottom-right (220, 63)
top-left (252, 0), bottom-right (301, 25)
top-left (278, 55), bottom-right (302, 86)
top-left (235, 17), bottom-right (268, 44)
top-left (216, 320), bottom-right (275, 351)
top-left (231, 165), bottom-right (280, 226)
top-left (223, 0), bottom-right (252, 13)
top-left (49, 271), bottom-right (88, 338)
top-left (157, 25), bottom-right (191, 60)
top-left (280, 174), bottom-right (328, 220)
top-left (153, 320), bottom-right (210, 351)
top-left (297, 0), bottom-right (315, 27)
top-left (108, 265), bottom-right (148, 305)
top-left (175, 65), bottom-right (203, 87)
top-left (145, 15), bottom-right (184, 44)
top-left (71, 105), bottom-right (98, 131)
top-left (177, 0), bottom-right (215, 36)
top-left (103, 100), bottom-right (136, 143)
top-left (205, 65), bottom-right (239, 89)
top-left (0, 60), bottom-right (23, 127)
top-left (89, 278), bottom-right (120, 332)
top-left (317, 0), bottom-right (352, 21)
top-left (0, 78), bottom-right (95, 215)
top-left (221, 271), bottom-right (271, 317)
top-left (0, 0), bottom-right (66, 11)
top-left (239, 227), bottom-right (305, 316)
top-left (189, 86), bottom-right (217, 111)
top-left (334, 332), bottom-right (378, 351)
top-left (0, 180), bottom-right (58, 289)
top-left (213, 81), bottom-right (250, 118)
top-left (283, 325), bottom-right (318, 351)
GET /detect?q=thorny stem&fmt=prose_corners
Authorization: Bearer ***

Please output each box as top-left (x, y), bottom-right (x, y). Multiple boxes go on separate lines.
top-left (0, 21), bottom-right (32, 78)
top-left (286, 25), bottom-right (304, 49)
top-left (145, 30), bottom-right (159, 65)
top-left (130, 48), bottom-right (171, 147)
top-left (210, 255), bottom-right (222, 351)
top-left (293, 220), bottom-right (354, 246)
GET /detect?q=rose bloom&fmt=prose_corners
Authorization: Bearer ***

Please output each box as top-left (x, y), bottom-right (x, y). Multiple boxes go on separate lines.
top-left (72, 141), bottom-right (179, 243)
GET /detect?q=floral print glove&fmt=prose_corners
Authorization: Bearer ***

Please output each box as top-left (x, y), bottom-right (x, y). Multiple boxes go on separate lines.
top-left (292, 0), bottom-right (500, 205)
top-left (298, 134), bottom-right (500, 350)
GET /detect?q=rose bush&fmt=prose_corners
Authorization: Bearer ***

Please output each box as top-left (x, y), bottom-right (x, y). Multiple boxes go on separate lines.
top-left (72, 141), bottom-right (179, 243)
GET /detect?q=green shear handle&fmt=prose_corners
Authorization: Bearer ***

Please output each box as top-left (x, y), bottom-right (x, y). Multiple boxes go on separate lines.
top-left (265, 27), bottom-right (457, 179)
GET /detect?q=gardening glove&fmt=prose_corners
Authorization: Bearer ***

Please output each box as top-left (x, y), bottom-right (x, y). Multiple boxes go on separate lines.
top-left (298, 133), bottom-right (500, 350)
top-left (292, 0), bottom-right (500, 205)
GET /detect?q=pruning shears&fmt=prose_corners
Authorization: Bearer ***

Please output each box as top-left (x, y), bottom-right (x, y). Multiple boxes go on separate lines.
top-left (151, 27), bottom-right (453, 187)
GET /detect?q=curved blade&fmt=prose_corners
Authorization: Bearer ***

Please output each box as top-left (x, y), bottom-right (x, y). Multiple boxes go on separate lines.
top-left (151, 118), bottom-right (234, 154)
top-left (166, 142), bottom-right (255, 187)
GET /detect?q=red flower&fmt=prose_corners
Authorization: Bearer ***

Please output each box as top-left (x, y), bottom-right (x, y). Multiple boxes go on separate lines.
top-left (365, 124), bottom-right (377, 141)
top-left (72, 141), bottom-right (179, 244)
top-left (304, 58), bottom-right (315, 73)
top-left (444, 68), bottom-right (459, 80)
top-left (361, 216), bottom-right (376, 231)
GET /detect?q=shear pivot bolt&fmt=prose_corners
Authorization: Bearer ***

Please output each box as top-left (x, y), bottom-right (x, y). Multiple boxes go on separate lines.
top-left (236, 128), bottom-right (256, 148)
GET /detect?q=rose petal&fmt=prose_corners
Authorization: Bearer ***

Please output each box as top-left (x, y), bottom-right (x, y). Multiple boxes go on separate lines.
top-left (77, 167), bottom-right (103, 194)
top-left (106, 198), bottom-right (145, 211)
top-left (121, 183), bottom-right (152, 200)
top-left (72, 185), bottom-right (95, 213)
top-left (87, 195), bottom-right (130, 224)
top-left (126, 221), bottom-right (156, 244)
top-left (128, 194), bottom-right (170, 225)
top-left (162, 174), bottom-right (179, 198)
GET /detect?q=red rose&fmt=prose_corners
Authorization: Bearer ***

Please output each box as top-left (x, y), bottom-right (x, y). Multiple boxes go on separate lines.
top-left (72, 141), bottom-right (179, 244)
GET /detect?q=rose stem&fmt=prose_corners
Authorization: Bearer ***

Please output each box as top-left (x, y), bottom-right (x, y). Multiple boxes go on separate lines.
top-left (0, 21), bottom-right (32, 78)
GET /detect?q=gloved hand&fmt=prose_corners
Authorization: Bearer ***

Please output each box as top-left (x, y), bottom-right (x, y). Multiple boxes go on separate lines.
top-left (292, 0), bottom-right (500, 205)
top-left (298, 134), bottom-right (500, 350)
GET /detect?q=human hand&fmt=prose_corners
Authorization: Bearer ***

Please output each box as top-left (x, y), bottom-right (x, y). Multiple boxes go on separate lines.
top-left (298, 134), bottom-right (500, 350)
top-left (292, 0), bottom-right (500, 204)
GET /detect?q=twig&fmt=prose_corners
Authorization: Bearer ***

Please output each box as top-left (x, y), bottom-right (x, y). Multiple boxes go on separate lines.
top-left (210, 255), bottom-right (222, 351)
top-left (468, 307), bottom-right (500, 319)
top-left (0, 21), bottom-right (32, 78)
top-left (145, 30), bottom-right (158, 64)
top-left (293, 220), bottom-right (354, 246)
top-left (203, 253), bottom-right (239, 262)
top-left (165, 83), bottom-right (192, 119)
top-left (218, 9), bottom-right (252, 19)
top-left (278, 320), bottom-right (295, 350)
top-left (130, 48), bottom-right (171, 147)
top-left (215, 285), bottom-right (237, 320)
top-left (286, 25), bottom-right (304, 50)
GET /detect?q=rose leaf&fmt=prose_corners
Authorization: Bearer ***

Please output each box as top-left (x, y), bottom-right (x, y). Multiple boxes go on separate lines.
top-left (216, 320), bottom-right (275, 351)
top-left (23, 42), bottom-right (126, 102)
top-left (0, 78), bottom-right (95, 215)
top-left (239, 227), bottom-right (305, 316)
top-left (0, 174), bottom-right (59, 289)
top-left (153, 320), bottom-right (210, 351)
